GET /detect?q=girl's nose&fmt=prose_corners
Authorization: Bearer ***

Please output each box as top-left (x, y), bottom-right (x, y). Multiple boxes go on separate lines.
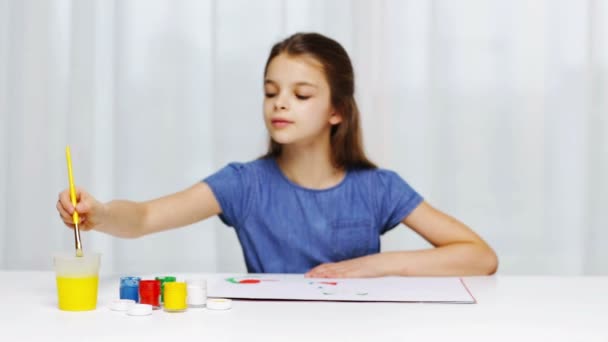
top-left (274, 94), bottom-right (289, 111)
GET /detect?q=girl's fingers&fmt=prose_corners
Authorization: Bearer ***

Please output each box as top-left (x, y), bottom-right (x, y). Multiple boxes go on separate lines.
top-left (76, 200), bottom-right (90, 214)
top-left (60, 213), bottom-right (75, 226)
top-left (57, 200), bottom-right (72, 221)
top-left (62, 215), bottom-right (91, 231)
top-left (58, 189), bottom-right (94, 215)
top-left (57, 199), bottom-right (88, 225)
top-left (61, 216), bottom-right (75, 229)
top-left (58, 191), bottom-right (75, 214)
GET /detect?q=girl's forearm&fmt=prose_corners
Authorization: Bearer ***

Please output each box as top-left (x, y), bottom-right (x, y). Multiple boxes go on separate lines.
top-left (379, 242), bottom-right (498, 276)
top-left (95, 200), bottom-right (147, 238)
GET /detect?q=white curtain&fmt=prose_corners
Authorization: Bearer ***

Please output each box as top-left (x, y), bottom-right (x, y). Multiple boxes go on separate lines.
top-left (1, 0), bottom-right (606, 275)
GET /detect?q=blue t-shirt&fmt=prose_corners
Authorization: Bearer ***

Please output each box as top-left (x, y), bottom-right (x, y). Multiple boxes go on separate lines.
top-left (204, 158), bottom-right (423, 273)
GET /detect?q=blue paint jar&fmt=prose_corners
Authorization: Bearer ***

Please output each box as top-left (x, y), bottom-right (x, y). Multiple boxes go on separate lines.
top-left (120, 276), bottom-right (141, 302)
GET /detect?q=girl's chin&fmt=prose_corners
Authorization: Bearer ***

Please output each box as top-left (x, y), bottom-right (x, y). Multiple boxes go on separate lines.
top-left (269, 133), bottom-right (296, 145)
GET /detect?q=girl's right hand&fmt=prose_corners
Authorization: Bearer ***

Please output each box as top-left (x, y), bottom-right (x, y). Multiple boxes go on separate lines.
top-left (56, 188), bottom-right (105, 231)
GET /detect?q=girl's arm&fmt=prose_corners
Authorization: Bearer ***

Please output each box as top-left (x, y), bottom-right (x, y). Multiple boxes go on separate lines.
top-left (305, 201), bottom-right (498, 277)
top-left (105, 182), bottom-right (221, 238)
top-left (386, 201), bottom-right (498, 275)
top-left (58, 182), bottom-right (221, 238)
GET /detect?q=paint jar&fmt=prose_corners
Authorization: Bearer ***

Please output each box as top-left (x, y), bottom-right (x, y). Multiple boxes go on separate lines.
top-left (186, 279), bottom-right (207, 308)
top-left (139, 279), bottom-right (161, 309)
top-left (53, 252), bottom-right (101, 311)
top-left (163, 281), bottom-right (187, 312)
top-left (119, 276), bottom-right (141, 302)
top-left (155, 276), bottom-right (176, 304)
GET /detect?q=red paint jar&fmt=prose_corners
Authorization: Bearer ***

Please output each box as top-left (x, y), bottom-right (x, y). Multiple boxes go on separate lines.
top-left (139, 280), bottom-right (161, 309)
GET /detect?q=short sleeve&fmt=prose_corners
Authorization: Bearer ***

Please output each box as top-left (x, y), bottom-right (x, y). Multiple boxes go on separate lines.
top-left (377, 170), bottom-right (424, 234)
top-left (203, 163), bottom-right (255, 228)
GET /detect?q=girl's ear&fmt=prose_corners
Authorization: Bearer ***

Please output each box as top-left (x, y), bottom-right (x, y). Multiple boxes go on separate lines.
top-left (329, 111), bottom-right (342, 125)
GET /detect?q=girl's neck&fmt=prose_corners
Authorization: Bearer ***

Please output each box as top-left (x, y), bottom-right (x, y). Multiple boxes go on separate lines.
top-left (276, 139), bottom-right (345, 190)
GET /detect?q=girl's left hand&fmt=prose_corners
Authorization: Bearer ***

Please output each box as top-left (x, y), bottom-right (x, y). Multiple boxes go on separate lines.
top-left (304, 254), bottom-right (388, 278)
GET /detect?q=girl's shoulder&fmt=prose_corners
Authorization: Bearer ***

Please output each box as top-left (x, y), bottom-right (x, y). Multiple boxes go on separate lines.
top-left (349, 167), bottom-right (404, 185)
top-left (216, 157), bottom-right (278, 185)
top-left (221, 157), bottom-right (275, 173)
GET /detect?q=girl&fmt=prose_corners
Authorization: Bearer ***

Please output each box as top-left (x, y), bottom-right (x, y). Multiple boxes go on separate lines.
top-left (57, 33), bottom-right (498, 277)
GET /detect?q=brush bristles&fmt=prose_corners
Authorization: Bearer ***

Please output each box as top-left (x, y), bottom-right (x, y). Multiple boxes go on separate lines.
top-left (74, 223), bottom-right (83, 257)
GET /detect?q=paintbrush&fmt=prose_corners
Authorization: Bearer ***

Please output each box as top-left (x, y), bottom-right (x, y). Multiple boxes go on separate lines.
top-left (65, 145), bottom-right (84, 257)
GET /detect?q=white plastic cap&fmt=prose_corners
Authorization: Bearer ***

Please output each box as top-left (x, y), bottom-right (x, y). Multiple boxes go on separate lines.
top-left (109, 299), bottom-right (136, 312)
top-left (206, 298), bottom-right (232, 310)
top-left (127, 304), bottom-right (153, 316)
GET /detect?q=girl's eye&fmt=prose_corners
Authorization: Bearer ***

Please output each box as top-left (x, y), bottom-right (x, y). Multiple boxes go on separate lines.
top-left (296, 95), bottom-right (311, 100)
top-left (265, 93), bottom-right (277, 98)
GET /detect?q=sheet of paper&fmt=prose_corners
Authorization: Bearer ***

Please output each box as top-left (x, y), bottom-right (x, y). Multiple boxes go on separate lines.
top-left (208, 274), bottom-right (475, 303)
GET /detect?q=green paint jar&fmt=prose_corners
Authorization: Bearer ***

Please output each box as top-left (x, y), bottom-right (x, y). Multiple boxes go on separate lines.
top-left (155, 276), bottom-right (176, 304)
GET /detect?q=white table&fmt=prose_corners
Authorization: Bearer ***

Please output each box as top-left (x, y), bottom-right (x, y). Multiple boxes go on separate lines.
top-left (1, 272), bottom-right (606, 341)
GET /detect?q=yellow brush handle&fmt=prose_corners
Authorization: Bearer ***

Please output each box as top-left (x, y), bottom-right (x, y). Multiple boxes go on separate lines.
top-left (65, 145), bottom-right (80, 224)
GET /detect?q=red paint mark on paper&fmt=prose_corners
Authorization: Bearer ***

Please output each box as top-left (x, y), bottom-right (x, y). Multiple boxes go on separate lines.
top-left (226, 277), bottom-right (280, 284)
top-left (319, 281), bottom-right (338, 286)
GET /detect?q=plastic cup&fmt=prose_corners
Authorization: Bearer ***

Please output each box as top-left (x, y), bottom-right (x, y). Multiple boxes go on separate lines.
top-left (53, 252), bottom-right (101, 311)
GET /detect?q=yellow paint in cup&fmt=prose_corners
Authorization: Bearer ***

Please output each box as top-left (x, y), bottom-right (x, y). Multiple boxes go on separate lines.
top-left (163, 281), bottom-right (187, 312)
top-left (56, 276), bottom-right (99, 311)
top-left (53, 253), bottom-right (101, 311)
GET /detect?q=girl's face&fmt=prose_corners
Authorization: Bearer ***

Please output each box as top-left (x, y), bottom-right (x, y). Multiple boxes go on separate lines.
top-left (263, 53), bottom-right (342, 146)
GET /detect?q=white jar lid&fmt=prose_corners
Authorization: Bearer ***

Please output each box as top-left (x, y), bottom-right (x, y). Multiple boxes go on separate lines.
top-left (206, 298), bottom-right (232, 310)
top-left (109, 299), bottom-right (136, 312)
top-left (127, 304), bottom-right (153, 316)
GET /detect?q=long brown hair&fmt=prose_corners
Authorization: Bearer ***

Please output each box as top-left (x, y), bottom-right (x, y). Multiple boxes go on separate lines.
top-left (261, 32), bottom-right (376, 170)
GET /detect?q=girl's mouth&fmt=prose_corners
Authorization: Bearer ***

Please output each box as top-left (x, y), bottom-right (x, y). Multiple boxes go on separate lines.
top-left (271, 119), bottom-right (293, 128)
